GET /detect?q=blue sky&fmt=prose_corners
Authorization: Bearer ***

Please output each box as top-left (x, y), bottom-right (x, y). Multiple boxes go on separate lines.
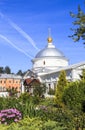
top-left (0, 0), bottom-right (85, 73)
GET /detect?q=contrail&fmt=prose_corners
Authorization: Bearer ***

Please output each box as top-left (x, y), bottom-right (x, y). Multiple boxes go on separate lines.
top-left (0, 12), bottom-right (39, 51)
top-left (0, 34), bottom-right (33, 59)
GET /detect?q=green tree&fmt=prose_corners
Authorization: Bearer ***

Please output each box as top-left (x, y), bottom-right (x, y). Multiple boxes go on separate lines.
top-left (63, 81), bottom-right (85, 111)
top-left (81, 69), bottom-right (85, 81)
top-left (4, 66), bottom-right (11, 74)
top-left (33, 83), bottom-right (46, 98)
top-left (16, 70), bottom-right (23, 76)
top-left (55, 70), bottom-right (67, 106)
top-left (0, 67), bottom-right (4, 73)
top-left (63, 82), bottom-right (80, 110)
top-left (62, 81), bottom-right (85, 129)
top-left (69, 5), bottom-right (85, 44)
top-left (7, 87), bottom-right (17, 97)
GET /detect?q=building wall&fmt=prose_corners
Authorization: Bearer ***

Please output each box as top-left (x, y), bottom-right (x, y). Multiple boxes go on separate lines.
top-left (33, 57), bottom-right (68, 71)
top-left (0, 78), bottom-right (21, 92)
top-left (38, 65), bottom-right (85, 96)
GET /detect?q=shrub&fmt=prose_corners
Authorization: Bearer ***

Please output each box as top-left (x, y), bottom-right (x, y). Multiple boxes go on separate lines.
top-left (5, 117), bottom-right (66, 130)
top-left (48, 88), bottom-right (55, 95)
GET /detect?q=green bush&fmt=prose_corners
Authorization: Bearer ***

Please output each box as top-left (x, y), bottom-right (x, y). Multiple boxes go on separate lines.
top-left (0, 117), bottom-right (67, 130)
top-left (48, 88), bottom-right (55, 95)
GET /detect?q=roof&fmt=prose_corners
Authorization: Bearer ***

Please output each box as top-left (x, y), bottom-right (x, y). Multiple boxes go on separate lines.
top-left (24, 78), bottom-right (40, 86)
top-left (35, 48), bottom-right (65, 58)
top-left (0, 74), bottom-right (22, 79)
top-left (38, 61), bottom-right (85, 76)
top-left (35, 41), bottom-right (67, 59)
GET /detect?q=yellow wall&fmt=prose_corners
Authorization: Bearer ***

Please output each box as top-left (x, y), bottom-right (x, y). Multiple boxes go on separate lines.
top-left (0, 78), bottom-right (21, 92)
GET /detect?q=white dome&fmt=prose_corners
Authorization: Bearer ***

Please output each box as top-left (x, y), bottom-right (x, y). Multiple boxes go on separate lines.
top-left (32, 37), bottom-right (69, 73)
top-left (35, 47), bottom-right (65, 58)
top-left (35, 39), bottom-right (66, 59)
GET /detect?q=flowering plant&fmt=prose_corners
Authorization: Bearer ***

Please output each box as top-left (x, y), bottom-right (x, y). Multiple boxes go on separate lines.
top-left (0, 108), bottom-right (22, 124)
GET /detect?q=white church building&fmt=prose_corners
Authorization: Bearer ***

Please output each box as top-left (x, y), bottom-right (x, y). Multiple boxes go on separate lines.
top-left (23, 35), bottom-right (85, 96)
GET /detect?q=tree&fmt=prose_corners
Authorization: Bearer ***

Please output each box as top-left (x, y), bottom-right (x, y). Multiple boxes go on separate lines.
top-left (81, 69), bottom-right (85, 81)
top-left (4, 66), bottom-right (11, 74)
top-left (62, 81), bottom-right (85, 129)
top-left (7, 87), bottom-right (17, 97)
top-left (0, 67), bottom-right (4, 73)
top-left (69, 5), bottom-right (85, 44)
top-left (16, 70), bottom-right (23, 76)
top-left (55, 70), bottom-right (67, 106)
top-left (33, 83), bottom-right (46, 98)
top-left (63, 81), bottom-right (85, 111)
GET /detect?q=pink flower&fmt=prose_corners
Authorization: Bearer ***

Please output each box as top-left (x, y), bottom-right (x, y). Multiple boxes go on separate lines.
top-left (0, 108), bottom-right (22, 124)
top-left (2, 118), bottom-right (5, 121)
top-left (7, 114), bottom-right (15, 118)
top-left (14, 118), bottom-right (18, 122)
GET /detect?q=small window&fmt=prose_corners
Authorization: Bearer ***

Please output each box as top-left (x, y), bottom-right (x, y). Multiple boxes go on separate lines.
top-left (0, 80), bottom-right (2, 83)
top-left (43, 61), bottom-right (45, 65)
top-left (9, 81), bottom-right (11, 83)
top-left (4, 81), bottom-right (6, 83)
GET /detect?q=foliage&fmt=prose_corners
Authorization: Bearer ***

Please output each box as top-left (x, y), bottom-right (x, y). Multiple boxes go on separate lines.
top-left (0, 66), bottom-right (11, 74)
top-left (73, 113), bottom-right (85, 130)
top-left (82, 100), bottom-right (85, 113)
top-left (15, 93), bottom-right (36, 117)
top-left (4, 66), bottom-right (11, 74)
top-left (19, 92), bottom-right (30, 102)
top-left (80, 69), bottom-right (85, 81)
top-left (33, 83), bottom-right (46, 98)
top-left (48, 88), bottom-right (55, 95)
top-left (7, 87), bottom-right (18, 97)
top-left (55, 70), bottom-right (67, 106)
top-left (0, 117), bottom-right (67, 130)
top-left (39, 98), bottom-right (54, 107)
top-left (0, 94), bottom-right (72, 128)
top-left (0, 79), bottom-right (85, 129)
top-left (42, 120), bottom-right (62, 130)
top-left (0, 94), bottom-right (37, 119)
top-left (0, 66), bottom-right (27, 75)
top-left (0, 97), bottom-right (7, 110)
top-left (0, 67), bottom-right (4, 73)
top-left (16, 70), bottom-right (23, 76)
top-left (62, 81), bottom-right (85, 111)
top-left (69, 5), bottom-right (85, 44)
top-left (53, 108), bottom-right (74, 129)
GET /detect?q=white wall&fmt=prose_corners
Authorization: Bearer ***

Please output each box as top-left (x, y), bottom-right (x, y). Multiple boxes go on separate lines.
top-left (33, 58), bottom-right (68, 70)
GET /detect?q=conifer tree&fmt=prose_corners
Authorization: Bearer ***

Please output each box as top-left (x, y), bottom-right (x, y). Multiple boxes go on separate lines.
top-left (4, 66), bottom-right (11, 74)
top-left (55, 70), bottom-right (67, 106)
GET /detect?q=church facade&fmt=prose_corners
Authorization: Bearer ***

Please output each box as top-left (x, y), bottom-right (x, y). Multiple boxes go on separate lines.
top-left (23, 36), bottom-right (85, 96)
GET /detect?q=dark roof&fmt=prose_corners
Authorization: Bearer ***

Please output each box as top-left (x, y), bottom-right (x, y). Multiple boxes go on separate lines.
top-left (24, 78), bottom-right (40, 86)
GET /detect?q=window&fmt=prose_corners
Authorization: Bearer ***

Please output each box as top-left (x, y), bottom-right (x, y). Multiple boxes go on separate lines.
top-left (9, 81), bottom-right (11, 83)
top-left (4, 81), bottom-right (6, 83)
top-left (0, 80), bottom-right (2, 83)
top-left (16, 81), bottom-right (18, 83)
top-left (43, 60), bottom-right (45, 65)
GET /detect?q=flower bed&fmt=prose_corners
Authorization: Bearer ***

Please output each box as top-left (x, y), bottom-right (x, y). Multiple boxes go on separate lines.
top-left (0, 108), bottom-right (22, 124)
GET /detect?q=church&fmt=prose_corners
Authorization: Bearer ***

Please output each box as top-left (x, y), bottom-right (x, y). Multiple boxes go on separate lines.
top-left (23, 34), bottom-right (85, 96)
